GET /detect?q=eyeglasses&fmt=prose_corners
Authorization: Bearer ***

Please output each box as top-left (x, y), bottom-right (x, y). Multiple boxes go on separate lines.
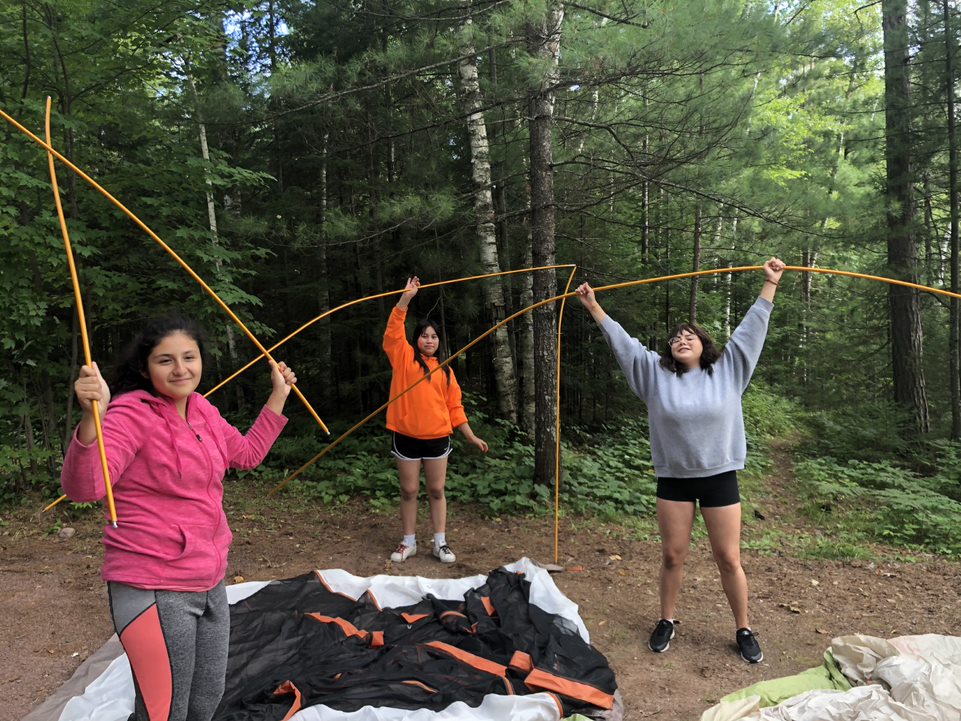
top-left (668, 332), bottom-right (698, 347)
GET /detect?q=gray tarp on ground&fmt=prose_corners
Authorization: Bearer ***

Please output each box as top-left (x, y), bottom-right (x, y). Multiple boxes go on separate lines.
top-left (700, 633), bottom-right (961, 721)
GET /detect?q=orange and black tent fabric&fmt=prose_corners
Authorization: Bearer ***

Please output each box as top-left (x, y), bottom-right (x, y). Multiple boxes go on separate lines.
top-left (215, 567), bottom-right (616, 719)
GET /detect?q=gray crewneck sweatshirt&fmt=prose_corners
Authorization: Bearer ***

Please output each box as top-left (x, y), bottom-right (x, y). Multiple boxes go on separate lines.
top-left (598, 297), bottom-right (773, 478)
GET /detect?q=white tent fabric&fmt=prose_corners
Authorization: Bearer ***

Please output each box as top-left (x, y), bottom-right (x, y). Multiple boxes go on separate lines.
top-left (700, 633), bottom-right (961, 721)
top-left (51, 558), bottom-right (597, 721)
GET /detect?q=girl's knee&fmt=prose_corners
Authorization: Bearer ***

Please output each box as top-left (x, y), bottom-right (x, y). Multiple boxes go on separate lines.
top-left (399, 487), bottom-right (419, 502)
top-left (427, 486), bottom-right (445, 502)
top-left (662, 548), bottom-right (689, 569)
top-left (713, 551), bottom-right (742, 575)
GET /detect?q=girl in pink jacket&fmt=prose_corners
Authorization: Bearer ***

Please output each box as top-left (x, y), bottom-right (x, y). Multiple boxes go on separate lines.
top-left (61, 315), bottom-right (296, 721)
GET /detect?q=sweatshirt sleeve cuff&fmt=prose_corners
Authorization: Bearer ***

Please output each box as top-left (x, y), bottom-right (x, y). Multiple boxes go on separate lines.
top-left (754, 297), bottom-right (774, 313)
top-left (70, 425), bottom-right (97, 449)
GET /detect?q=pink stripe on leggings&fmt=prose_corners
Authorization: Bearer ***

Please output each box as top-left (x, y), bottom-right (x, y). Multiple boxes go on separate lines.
top-left (120, 604), bottom-right (172, 721)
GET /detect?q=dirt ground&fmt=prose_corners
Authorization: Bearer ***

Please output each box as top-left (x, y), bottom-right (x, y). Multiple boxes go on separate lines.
top-left (4, 458), bottom-right (961, 721)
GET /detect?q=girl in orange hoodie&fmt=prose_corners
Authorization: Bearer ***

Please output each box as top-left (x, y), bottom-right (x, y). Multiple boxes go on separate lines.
top-left (383, 276), bottom-right (488, 563)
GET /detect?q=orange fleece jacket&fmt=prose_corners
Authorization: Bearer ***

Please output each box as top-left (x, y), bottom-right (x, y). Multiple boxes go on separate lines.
top-left (383, 306), bottom-right (468, 439)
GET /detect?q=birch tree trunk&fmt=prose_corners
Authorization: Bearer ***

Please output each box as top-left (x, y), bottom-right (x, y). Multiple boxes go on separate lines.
top-left (943, 0), bottom-right (960, 440)
top-left (882, 0), bottom-right (930, 434)
top-left (689, 205), bottom-right (702, 323)
top-left (318, 131), bottom-right (332, 401)
top-left (458, 13), bottom-right (518, 423)
top-left (527, 2), bottom-right (564, 484)
top-left (186, 67), bottom-right (242, 408)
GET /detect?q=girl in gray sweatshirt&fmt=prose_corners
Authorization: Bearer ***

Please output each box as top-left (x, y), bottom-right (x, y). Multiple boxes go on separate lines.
top-left (575, 257), bottom-right (785, 664)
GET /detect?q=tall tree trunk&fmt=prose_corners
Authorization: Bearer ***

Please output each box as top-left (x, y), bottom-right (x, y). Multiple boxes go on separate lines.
top-left (689, 205), bottom-right (702, 323)
top-left (317, 131), bottom-right (333, 402)
top-left (527, 3), bottom-right (564, 484)
top-left (724, 215), bottom-right (737, 338)
top-left (883, 0), bottom-right (930, 435)
top-left (520, 222), bottom-right (536, 434)
top-left (186, 66), bottom-right (243, 410)
top-left (458, 13), bottom-right (518, 423)
top-left (944, 0), bottom-right (961, 440)
top-left (20, 1), bottom-right (31, 99)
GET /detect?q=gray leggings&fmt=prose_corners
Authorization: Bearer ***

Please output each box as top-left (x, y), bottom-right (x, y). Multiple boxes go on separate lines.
top-left (108, 581), bottom-right (229, 721)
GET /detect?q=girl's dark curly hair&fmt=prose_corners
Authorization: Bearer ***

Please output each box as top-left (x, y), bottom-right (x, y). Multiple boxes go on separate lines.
top-left (109, 314), bottom-right (207, 397)
top-left (658, 323), bottom-right (721, 376)
top-left (410, 318), bottom-right (451, 384)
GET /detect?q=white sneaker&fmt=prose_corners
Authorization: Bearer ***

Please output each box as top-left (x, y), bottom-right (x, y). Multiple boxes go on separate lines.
top-left (432, 543), bottom-right (456, 563)
top-left (390, 542), bottom-right (416, 563)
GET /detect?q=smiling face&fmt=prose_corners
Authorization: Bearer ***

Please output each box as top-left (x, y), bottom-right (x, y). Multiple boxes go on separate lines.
top-left (145, 331), bottom-right (203, 411)
top-left (416, 325), bottom-right (440, 357)
top-left (668, 328), bottom-right (704, 370)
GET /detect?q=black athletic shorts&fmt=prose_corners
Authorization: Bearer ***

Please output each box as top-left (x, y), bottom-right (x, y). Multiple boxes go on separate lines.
top-left (391, 432), bottom-right (452, 461)
top-left (656, 470), bottom-right (740, 508)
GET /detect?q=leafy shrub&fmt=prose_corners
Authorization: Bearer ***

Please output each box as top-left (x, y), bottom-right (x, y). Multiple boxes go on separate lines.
top-left (794, 456), bottom-right (961, 555)
top-left (742, 381), bottom-right (800, 442)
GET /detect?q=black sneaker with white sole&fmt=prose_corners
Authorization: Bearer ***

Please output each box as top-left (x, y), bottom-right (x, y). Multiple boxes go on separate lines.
top-left (736, 627), bottom-right (763, 663)
top-left (648, 618), bottom-right (676, 653)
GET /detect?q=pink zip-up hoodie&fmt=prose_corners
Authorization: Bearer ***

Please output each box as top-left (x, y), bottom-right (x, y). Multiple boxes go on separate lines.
top-left (61, 390), bottom-right (287, 591)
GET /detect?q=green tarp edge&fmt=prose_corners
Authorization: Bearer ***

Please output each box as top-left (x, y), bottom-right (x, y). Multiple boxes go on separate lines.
top-left (719, 649), bottom-right (852, 708)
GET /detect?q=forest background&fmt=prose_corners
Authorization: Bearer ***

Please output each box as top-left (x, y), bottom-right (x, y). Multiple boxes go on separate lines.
top-left (2, 0), bottom-right (961, 559)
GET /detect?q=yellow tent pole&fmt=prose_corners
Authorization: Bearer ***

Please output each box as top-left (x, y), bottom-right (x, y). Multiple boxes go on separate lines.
top-left (590, 265), bottom-right (961, 300)
top-left (0, 106), bottom-right (329, 435)
top-left (44, 98), bottom-right (118, 526)
top-left (554, 267), bottom-right (577, 565)
top-left (204, 265), bottom-right (577, 398)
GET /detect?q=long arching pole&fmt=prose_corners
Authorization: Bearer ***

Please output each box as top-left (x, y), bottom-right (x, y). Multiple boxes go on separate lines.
top-left (205, 265), bottom-right (577, 398)
top-left (44, 98), bottom-right (118, 526)
top-left (0, 106), bottom-right (329, 436)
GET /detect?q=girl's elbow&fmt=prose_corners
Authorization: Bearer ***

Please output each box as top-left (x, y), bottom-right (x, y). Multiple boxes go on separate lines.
top-left (62, 484), bottom-right (103, 503)
top-left (232, 454), bottom-right (267, 471)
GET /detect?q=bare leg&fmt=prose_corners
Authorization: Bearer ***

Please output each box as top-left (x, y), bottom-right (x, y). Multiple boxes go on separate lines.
top-left (701, 502), bottom-right (749, 629)
top-left (656, 498), bottom-right (697, 620)
top-left (422, 457), bottom-right (449, 534)
top-left (396, 459), bottom-right (422, 536)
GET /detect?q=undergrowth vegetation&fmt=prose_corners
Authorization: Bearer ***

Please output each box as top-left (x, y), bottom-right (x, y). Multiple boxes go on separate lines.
top-left (21, 384), bottom-right (961, 559)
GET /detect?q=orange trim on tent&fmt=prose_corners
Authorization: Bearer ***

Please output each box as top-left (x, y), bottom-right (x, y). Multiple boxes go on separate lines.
top-left (272, 680), bottom-right (303, 721)
top-left (401, 612), bottom-right (430, 624)
top-left (424, 641), bottom-right (508, 677)
top-left (306, 613), bottom-right (369, 641)
top-left (370, 630), bottom-right (385, 648)
top-left (524, 668), bottom-right (615, 710)
top-left (440, 611), bottom-right (467, 620)
top-left (509, 650), bottom-right (534, 673)
top-left (480, 597), bottom-right (496, 616)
